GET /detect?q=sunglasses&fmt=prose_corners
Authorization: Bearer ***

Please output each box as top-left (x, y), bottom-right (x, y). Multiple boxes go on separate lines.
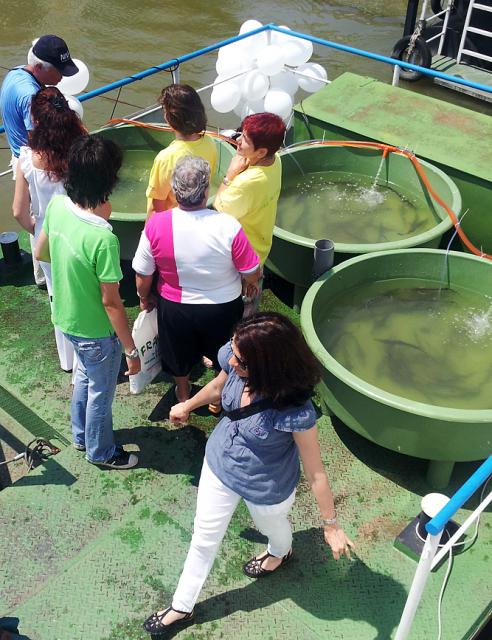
top-left (230, 338), bottom-right (247, 370)
top-left (230, 126), bottom-right (242, 141)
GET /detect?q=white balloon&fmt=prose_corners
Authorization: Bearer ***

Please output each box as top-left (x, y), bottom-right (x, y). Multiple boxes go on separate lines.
top-left (216, 54), bottom-right (249, 78)
top-left (215, 74), bottom-right (240, 91)
top-left (263, 89), bottom-right (293, 120)
top-left (64, 94), bottom-right (84, 118)
top-left (211, 82), bottom-right (241, 113)
top-left (239, 19), bottom-right (268, 52)
top-left (241, 70), bottom-right (269, 101)
top-left (218, 41), bottom-right (247, 60)
top-left (56, 59), bottom-right (90, 95)
top-left (241, 98), bottom-right (265, 119)
top-left (269, 70), bottom-right (298, 96)
top-left (282, 38), bottom-right (313, 66)
top-left (233, 99), bottom-right (247, 117)
top-left (297, 63), bottom-right (328, 92)
top-left (256, 45), bottom-right (285, 77)
top-left (239, 19), bottom-right (263, 34)
top-left (270, 25), bottom-right (292, 46)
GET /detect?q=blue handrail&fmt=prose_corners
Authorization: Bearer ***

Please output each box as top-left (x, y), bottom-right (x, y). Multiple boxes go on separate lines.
top-left (1, 22), bottom-right (492, 137)
top-left (426, 455), bottom-right (492, 535)
top-left (270, 25), bottom-right (492, 95)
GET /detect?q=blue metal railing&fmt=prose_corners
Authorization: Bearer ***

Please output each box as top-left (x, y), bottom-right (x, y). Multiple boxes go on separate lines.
top-left (1, 22), bottom-right (492, 136)
top-left (426, 455), bottom-right (492, 535)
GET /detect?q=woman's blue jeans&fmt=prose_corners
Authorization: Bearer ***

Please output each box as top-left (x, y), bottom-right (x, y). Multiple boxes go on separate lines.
top-left (65, 333), bottom-right (121, 463)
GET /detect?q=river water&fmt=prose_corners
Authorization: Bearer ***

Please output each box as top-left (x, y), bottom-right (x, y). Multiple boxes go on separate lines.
top-left (0, 0), bottom-right (490, 231)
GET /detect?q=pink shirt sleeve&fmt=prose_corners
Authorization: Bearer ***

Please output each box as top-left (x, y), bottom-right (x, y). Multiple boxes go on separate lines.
top-left (231, 228), bottom-right (259, 274)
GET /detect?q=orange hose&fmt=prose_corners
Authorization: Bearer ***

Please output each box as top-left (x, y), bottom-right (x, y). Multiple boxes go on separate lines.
top-left (289, 139), bottom-right (492, 261)
top-left (103, 123), bottom-right (490, 261)
top-left (105, 118), bottom-right (238, 146)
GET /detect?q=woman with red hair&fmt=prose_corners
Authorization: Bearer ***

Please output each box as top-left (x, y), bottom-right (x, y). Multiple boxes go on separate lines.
top-left (13, 86), bottom-right (87, 370)
top-left (215, 112), bottom-right (285, 316)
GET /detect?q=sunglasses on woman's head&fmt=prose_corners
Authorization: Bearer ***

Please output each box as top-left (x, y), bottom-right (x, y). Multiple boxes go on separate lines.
top-left (230, 126), bottom-right (242, 141)
top-left (230, 338), bottom-right (247, 370)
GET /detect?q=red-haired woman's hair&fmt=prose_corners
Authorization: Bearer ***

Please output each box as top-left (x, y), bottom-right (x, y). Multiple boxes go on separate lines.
top-left (241, 112), bottom-right (286, 157)
top-left (233, 312), bottom-right (321, 409)
top-left (28, 86), bottom-right (87, 181)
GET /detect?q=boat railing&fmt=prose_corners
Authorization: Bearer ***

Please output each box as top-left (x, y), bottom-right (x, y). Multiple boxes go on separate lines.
top-left (1, 22), bottom-right (492, 140)
top-left (394, 454), bottom-right (492, 640)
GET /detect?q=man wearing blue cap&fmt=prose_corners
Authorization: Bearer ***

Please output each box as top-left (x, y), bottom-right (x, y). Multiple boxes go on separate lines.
top-left (0, 35), bottom-right (78, 286)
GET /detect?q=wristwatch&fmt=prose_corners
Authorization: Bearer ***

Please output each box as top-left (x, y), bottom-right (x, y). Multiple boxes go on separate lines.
top-left (125, 347), bottom-right (139, 360)
top-left (322, 513), bottom-right (338, 526)
top-left (223, 176), bottom-right (232, 186)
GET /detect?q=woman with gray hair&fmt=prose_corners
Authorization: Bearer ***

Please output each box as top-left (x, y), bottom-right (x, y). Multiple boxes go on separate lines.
top-left (133, 155), bottom-right (261, 402)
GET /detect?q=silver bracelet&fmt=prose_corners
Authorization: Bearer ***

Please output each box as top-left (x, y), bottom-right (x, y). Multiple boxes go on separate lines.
top-left (322, 514), bottom-right (338, 526)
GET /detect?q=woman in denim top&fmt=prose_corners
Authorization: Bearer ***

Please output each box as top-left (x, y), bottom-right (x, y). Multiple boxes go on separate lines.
top-left (143, 312), bottom-right (354, 636)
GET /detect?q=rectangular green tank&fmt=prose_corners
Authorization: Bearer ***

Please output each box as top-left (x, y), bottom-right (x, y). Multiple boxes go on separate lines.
top-left (293, 73), bottom-right (492, 255)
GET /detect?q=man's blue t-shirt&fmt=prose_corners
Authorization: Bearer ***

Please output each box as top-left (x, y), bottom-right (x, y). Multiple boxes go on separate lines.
top-left (0, 67), bottom-right (41, 157)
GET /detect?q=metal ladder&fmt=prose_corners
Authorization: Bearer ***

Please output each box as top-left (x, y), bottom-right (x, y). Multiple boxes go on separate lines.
top-left (457, 0), bottom-right (492, 64)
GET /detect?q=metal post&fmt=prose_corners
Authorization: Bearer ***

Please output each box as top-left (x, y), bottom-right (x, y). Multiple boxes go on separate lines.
top-left (392, 64), bottom-right (401, 86)
top-left (394, 532), bottom-right (442, 640)
top-left (171, 67), bottom-right (180, 85)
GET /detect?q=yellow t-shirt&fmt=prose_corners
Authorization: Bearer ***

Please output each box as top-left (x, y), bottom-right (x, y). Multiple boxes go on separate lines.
top-left (215, 154), bottom-right (282, 264)
top-left (146, 136), bottom-right (218, 210)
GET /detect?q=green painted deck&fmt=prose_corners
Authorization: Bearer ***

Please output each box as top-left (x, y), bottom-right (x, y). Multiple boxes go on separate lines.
top-left (0, 249), bottom-right (491, 640)
top-left (293, 72), bottom-right (492, 182)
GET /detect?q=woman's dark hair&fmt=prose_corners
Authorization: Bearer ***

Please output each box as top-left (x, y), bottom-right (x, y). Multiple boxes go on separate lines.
top-left (65, 134), bottom-right (123, 209)
top-left (28, 86), bottom-right (87, 181)
top-left (234, 312), bottom-right (322, 409)
top-left (159, 84), bottom-right (207, 136)
top-left (241, 112), bottom-right (286, 157)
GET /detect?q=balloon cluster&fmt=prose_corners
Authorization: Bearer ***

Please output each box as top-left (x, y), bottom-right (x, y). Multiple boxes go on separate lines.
top-left (211, 20), bottom-right (328, 122)
top-left (57, 59), bottom-right (90, 118)
top-left (30, 39), bottom-right (89, 118)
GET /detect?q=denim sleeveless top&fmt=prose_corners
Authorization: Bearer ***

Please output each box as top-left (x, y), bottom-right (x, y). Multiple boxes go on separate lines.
top-left (205, 343), bottom-right (317, 505)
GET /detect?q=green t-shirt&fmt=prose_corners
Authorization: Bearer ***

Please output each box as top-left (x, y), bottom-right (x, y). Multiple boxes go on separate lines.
top-left (42, 195), bottom-right (123, 338)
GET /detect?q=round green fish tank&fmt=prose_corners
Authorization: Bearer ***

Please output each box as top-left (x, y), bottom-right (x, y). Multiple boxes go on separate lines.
top-left (267, 144), bottom-right (461, 290)
top-left (95, 124), bottom-right (236, 260)
top-left (301, 249), bottom-right (492, 488)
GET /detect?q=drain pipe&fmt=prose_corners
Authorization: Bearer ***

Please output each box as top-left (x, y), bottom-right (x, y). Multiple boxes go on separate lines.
top-left (293, 239), bottom-right (335, 312)
top-left (313, 238), bottom-right (335, 280)
top-left (0, 232), bottom-right (22, 265)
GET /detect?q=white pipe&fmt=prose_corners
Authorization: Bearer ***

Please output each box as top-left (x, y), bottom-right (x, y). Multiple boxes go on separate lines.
top-left (394, 532), bottom-right (442, 640)
top-left (392, 64), bottom-right (401, 87)
top-left (431, 491), bottom-right (492, 569)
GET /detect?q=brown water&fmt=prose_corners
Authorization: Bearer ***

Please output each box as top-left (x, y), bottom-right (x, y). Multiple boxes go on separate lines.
top-left (1, 0), bottom-right (490, 231)
top-left (276, 170), bottom-right (438, 244)
top-left (319, 278), bottom-right (492, 409)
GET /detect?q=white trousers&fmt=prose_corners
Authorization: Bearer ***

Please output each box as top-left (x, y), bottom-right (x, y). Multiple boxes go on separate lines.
top-left (32, 219), bottom-right (75, 372)
top-left (172, 459), bottom-right (296, 613)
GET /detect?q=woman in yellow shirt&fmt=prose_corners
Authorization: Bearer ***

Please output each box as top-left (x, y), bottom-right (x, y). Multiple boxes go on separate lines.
top-left (146, 84), bottom-right (217, 218)
top-left (214, 112), bottom-right (285, 315)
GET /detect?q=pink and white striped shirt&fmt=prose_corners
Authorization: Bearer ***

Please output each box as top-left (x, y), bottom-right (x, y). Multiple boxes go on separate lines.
top-left (132, 207), bottom-right (259, 304)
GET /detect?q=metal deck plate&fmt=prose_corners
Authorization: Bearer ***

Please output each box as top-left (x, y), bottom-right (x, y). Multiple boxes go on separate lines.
top-left (0, 262), bottom-right (490, 640)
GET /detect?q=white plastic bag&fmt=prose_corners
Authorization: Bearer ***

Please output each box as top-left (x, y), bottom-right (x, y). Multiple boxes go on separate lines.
top-left (129, 309), bottom-right (162, 394)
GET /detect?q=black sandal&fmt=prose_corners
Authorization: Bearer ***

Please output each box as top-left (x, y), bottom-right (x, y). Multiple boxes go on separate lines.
top-left (143, 605), bottom-right (195, 635)
top-left (243, 549), bottom-right (293, 578)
